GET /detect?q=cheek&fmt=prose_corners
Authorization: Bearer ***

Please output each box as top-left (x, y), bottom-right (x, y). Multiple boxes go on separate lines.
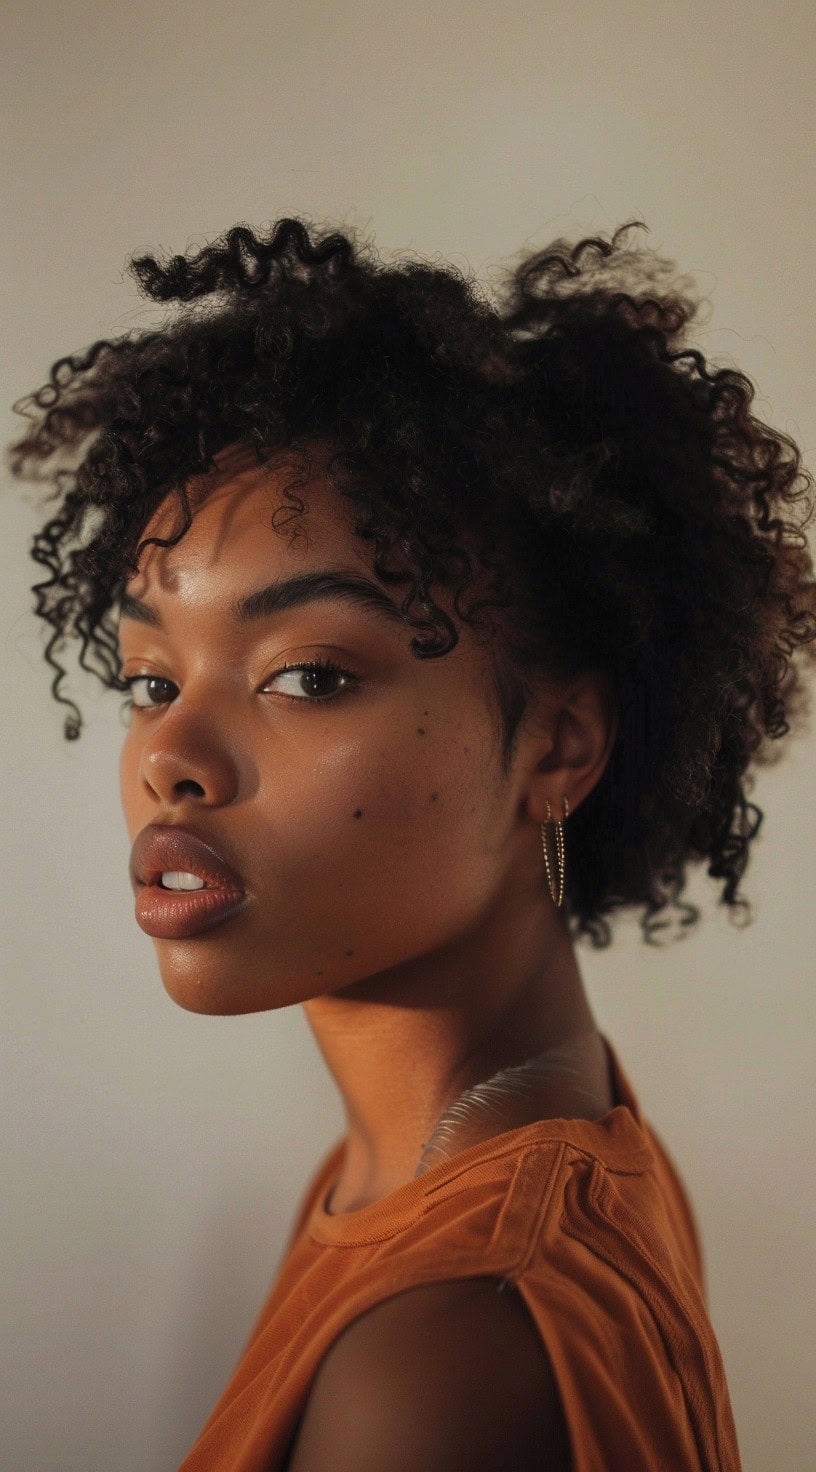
top-left (297, 725), bottom-right (464, 836)
top-left (118, 737), bottom-right (140, 831)
top-left (302, 730), bottom-right (489, 910)
top-left (272, 736), bottom-right (421, 882)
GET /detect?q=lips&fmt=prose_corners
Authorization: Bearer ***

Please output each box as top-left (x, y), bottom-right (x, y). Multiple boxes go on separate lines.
top-left (129, 824), bottom-right (246, 893)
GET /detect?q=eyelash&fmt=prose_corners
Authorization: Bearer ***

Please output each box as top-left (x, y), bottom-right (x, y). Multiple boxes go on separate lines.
top-left (122, 656), bottom-right (361, 711)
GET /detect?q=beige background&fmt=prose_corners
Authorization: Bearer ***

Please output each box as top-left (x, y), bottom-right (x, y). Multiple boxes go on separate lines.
top-left (2, 3), bottom-right (815, 1469)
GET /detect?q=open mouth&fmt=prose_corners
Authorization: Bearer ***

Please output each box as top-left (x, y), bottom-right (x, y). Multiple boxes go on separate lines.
top-left (157, 872), bottom-right (211, 891)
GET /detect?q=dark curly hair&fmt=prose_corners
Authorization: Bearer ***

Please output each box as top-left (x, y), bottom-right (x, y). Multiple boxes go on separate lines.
top-left (7, 216), bottom-right (816, 948)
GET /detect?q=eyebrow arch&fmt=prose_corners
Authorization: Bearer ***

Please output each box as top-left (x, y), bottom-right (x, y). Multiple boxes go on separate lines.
top-left (117, 569), bottom-right (408, 633)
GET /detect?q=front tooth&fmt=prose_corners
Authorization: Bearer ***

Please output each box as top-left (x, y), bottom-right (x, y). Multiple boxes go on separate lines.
top-left (160, 871), bottom-right (207, 890)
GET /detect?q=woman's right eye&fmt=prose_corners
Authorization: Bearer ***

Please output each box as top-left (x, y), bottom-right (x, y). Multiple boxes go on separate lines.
top-left (123, 675), bottom-right (176, 709)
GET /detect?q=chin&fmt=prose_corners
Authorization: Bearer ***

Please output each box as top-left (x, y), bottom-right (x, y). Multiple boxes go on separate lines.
top-left (161, 981), bottom-right (237, 1016)
top-left (156, 959), bottom-right (302, 1017)
top-left (157, 967), bottom-right (259, 1017)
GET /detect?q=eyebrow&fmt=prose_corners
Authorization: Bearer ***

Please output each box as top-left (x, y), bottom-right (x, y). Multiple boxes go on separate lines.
top-left (117, 569), bottom-right (407, 633)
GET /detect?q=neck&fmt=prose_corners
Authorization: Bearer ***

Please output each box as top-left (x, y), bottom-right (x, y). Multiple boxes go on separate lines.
top-left (302, 876), bottom-right (601, 1208)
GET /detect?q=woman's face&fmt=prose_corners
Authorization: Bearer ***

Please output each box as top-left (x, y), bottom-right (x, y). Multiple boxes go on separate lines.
top-left (118, 445), bottom-right (521, 1016)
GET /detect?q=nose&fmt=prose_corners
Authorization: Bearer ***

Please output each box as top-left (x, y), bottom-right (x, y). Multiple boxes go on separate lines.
top-left (138, 712), bottom-right (242, 808)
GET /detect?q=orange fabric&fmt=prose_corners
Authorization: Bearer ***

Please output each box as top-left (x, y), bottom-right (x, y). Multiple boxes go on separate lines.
top-left (177, 1035), bottom-right (742, 1471)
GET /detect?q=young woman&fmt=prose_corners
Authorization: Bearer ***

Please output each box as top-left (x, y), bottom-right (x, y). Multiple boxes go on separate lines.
top-left (9, 217), bottom-right (815, 1471)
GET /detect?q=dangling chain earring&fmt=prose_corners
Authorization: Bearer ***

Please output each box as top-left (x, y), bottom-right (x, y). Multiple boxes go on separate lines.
top-left (541, 795), bottom-right (569, 908)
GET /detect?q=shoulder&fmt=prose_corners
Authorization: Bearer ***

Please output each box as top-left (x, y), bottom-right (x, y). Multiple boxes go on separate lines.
top-left (286, 1276), bottom-right (574, 1472)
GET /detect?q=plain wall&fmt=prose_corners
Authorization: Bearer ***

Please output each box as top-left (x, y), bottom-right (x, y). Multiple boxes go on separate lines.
top-left (2, 3), bottom-right (815, 1468)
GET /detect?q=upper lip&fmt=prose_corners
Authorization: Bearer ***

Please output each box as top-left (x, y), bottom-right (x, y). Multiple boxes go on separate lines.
top-left (129, 824), bottom-right (246, 892)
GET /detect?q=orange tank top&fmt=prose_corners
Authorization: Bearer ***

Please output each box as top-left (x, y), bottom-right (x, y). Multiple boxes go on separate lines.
top-left (177, 1034), bottom-right (742, 1471)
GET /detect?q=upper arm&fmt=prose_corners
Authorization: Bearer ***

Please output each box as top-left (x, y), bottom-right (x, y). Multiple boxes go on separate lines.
top-left (286, 1276), bottom-right (573, 1472)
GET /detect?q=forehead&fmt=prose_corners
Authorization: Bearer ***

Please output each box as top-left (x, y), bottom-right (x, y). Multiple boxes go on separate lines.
top-left (126, 442), bottom-right (368, 595)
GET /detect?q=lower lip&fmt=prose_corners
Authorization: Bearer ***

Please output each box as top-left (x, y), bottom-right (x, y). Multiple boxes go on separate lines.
top-left (135, 884), bottom-right (249, 939)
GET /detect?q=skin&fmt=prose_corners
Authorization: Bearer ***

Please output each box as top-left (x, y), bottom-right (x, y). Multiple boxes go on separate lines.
top-left (119, 440), bottom-right (620, 1213)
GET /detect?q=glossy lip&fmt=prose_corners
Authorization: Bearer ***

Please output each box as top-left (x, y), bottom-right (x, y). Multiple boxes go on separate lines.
top-left (129, 823), bottom-right (246, 893)
top-left (134, 883), bottom-right (250, 939)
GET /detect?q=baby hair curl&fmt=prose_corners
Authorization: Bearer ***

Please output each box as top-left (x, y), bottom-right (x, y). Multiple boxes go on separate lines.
top-left (7, 215), bottom-right (816, 948)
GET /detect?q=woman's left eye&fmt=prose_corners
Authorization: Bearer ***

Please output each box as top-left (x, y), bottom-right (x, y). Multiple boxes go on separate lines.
top-left (270, 659), bottom-right (360, 703)
top-left (122, 658), bottom-right (360, 710)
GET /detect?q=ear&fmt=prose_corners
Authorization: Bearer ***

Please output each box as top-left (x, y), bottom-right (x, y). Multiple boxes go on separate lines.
top-left (521, 669), bottom-right (619, 826)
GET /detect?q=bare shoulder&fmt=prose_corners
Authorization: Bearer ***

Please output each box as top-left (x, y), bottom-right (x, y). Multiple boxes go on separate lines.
top-left (286, 1276), bottom-right (574, 1472)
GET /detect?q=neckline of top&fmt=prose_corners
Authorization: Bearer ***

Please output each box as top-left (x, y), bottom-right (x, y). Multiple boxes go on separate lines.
top-left (307, 1033), bottom-right (653, 1246)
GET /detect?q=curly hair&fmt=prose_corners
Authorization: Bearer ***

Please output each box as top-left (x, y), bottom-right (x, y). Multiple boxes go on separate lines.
top-left (6, 216), bottom-right (816, 949)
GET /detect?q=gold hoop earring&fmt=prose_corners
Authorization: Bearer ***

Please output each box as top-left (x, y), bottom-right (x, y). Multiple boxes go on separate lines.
top-left (541, 795), bottom-right (569, 908)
